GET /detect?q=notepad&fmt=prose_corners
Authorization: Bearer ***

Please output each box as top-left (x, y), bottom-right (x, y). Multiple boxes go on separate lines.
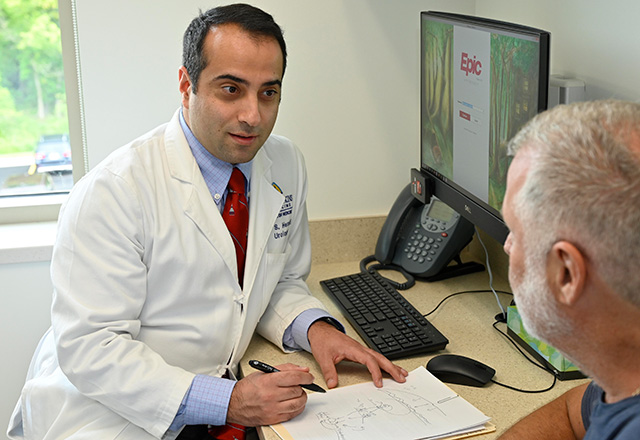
top-left (271, 366), bottom-right (494, 440)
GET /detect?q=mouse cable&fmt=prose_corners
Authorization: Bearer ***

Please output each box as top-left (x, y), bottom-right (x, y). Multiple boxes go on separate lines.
top-left (489, 319), bottom-right (558, 393)
top-left (359, 255), bottom-right (416, 290)
top-left (423, 289), bottom-right (513, 318)
top-left (490, 375), bottom-right (557, 394)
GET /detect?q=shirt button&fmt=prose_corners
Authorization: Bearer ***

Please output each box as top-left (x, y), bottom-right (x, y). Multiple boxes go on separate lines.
top-left (214, 193), bottom-right (221, 201)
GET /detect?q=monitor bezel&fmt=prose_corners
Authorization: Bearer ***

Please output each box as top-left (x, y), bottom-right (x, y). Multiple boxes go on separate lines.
top-left (419, 11), bottom-right (550, 244)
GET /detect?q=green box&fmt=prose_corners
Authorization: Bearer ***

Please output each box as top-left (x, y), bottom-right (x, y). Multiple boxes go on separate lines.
top-left (506, 305), bottom-right (584, 380)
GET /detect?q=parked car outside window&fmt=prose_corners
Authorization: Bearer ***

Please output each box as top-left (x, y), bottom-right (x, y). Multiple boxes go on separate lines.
top-left (35, 134), bottom-right (72, 173)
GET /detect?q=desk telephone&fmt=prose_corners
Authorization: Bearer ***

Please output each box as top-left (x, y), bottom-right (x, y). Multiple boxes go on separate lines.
top-left (320, 183), bottom-right (473, 358)
top-left (374, 184), bottom-right (477, 280)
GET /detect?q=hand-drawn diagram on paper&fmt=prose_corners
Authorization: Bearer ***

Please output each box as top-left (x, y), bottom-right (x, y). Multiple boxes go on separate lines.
top-left (276, 367), bottom-right (490, 440)
top-left (315, 386), bottom-right (448, 440)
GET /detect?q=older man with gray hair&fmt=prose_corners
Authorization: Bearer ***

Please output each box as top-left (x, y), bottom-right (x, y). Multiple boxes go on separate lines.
top-left (498, 100), bottom-right (640, 440)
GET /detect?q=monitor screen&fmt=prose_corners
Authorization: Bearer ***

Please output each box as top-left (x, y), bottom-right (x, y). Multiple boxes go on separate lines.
top-left (420, 11), bottom-right (550, 243)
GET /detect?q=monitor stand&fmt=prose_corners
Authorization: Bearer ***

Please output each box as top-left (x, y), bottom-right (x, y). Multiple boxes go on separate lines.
top-left (505, 305), bottom-right (586, 381)
top-left (420, 254), bottom-right (484, 282)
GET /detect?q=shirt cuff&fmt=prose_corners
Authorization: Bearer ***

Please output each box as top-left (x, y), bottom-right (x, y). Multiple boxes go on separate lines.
top-left (283, 308), bottom-right (345, 352)
top-left (169, 374), bottom-right (236, 431)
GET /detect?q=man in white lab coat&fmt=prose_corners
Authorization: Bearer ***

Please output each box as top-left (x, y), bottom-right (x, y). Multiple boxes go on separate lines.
top-left (7, 4), bottom-right (407, 440)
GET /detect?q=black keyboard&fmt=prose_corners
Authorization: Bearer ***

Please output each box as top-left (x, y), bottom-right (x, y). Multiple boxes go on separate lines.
top-left (320, 271), bottom-right (448, 359)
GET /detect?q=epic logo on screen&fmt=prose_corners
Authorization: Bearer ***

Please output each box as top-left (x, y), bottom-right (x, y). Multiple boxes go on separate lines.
top-left (460, 52), bottom-right (482, 76)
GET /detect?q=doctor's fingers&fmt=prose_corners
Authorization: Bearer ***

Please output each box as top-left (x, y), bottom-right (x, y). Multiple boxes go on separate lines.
top-left (332, 332), bottom-right (409, 386)
top-left (261, 369), bottom-right (317, 394)
top-left (250, 393), bottom-right (308, 426)
top-left (243, 369), bottom-right (314, 399)
top-left (274, 362), bottom-right (311, 373)
top-left (361, 349), bottom-right (409, 387)
top-left (228, 375), bottom-right (308, 425)
top-left (317, 341), bottom-right (408, 388)
top-left (330, 345), bottom-right (387, 387)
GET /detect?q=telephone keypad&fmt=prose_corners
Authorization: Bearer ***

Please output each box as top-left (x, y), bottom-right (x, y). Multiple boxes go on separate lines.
top-left (403, 225), bottom-right (447, 262)
top-left (379, 191), bottom-right (477, 279)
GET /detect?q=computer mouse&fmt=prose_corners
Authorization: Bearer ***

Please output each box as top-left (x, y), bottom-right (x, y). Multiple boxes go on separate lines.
top-left (426, 354), bottom-right (496, 387)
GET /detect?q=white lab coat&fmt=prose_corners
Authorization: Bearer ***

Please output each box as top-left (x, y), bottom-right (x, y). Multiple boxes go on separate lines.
top-left (7, 110), bottom-right (326, 439)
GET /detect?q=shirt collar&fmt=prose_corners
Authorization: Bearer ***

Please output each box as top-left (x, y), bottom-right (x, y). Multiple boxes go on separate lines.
top-left (179, 108), bottom-right (252, 206)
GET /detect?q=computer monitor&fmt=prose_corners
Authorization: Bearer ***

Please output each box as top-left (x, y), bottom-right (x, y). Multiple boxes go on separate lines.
top-left (419, 11), bottom-right (550, 244)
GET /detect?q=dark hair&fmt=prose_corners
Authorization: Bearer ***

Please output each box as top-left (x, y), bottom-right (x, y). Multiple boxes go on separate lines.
top-left (182, 3), bottom-right (287, 93)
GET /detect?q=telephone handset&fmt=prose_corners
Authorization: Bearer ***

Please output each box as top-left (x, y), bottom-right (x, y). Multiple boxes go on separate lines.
top-left (374, 184), bottom-right (477, 279)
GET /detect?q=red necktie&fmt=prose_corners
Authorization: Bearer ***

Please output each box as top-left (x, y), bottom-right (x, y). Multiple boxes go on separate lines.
top-left (222, 168), bottom-right (249, 286)
top-left (211, 170), bottom-right (248, 439)
top-left (208, 423), bottom-right (246, 440)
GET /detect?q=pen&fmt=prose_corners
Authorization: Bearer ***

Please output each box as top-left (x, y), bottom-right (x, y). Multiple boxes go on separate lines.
top-left (248, 360), bottom-right (326, 393)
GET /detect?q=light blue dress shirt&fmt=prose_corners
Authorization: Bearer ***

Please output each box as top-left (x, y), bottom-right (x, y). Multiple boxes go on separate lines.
top-left (170, 110), bottom-right (343, 431)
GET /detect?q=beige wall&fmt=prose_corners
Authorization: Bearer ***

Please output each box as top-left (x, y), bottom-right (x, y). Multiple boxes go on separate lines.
top-left (75, 0), bottom-right (475, 220)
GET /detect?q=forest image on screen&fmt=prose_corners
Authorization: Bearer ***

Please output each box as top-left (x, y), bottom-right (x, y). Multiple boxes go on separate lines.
top-left (422, 20), bottom-right (455, 180)
top-left (488, 34), bottom-right (539, 210)
top-left (422, 18), bottom-right (540, 212)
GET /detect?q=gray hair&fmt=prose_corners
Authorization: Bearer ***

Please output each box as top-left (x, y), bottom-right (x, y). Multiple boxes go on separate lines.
top-left (507, 100), bottom-right (640, 307)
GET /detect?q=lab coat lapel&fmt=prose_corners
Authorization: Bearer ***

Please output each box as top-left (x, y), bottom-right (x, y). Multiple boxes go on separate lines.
top-left (184, 184), bottom-right (237, 276)
top-left (244, 150), bottom-right (284, 293)
top-left (164, 110), bottom-right (238, 276)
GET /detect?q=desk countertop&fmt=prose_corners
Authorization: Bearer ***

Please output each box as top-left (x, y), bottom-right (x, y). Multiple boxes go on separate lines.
top-left (240, 259), bottom-right (589, 440)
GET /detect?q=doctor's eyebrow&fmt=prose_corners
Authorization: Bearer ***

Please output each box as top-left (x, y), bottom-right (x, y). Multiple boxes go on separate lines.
top-left (214, 74), bottom-right (281, 88)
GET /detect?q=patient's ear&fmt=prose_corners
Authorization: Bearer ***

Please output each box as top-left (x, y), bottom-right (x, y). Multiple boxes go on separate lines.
top-left (547, 241), bottom-right (586, 306)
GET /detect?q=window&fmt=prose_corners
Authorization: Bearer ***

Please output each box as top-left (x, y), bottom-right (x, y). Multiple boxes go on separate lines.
top-left (0, 0), bottom-right (84, 224)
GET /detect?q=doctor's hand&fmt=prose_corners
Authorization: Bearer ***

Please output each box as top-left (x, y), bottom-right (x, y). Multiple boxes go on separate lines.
top-left (307, 320), bottom-right (408, 389)
top-left (226, 363), bottom-right (313, 426)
